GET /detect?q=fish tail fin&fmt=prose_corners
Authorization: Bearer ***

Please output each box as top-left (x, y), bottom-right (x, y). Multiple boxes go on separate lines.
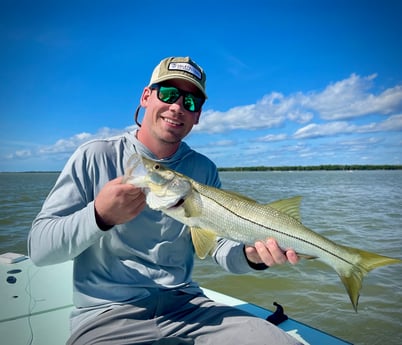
top-left (335, 246), bottom-right (401, 311)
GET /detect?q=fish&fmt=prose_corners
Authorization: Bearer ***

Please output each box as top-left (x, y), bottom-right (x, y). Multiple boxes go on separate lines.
top-left (123, 153), bottom-right (401, 311)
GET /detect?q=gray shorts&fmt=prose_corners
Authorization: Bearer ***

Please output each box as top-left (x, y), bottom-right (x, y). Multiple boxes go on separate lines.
top-left (67, 290), bottom-right (301, 345)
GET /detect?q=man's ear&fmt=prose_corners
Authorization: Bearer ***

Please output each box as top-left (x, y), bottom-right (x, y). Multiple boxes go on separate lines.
top-left (194, 111), bottom-right (201, 124)
top-left (140, 87), bottom-right (152, 107)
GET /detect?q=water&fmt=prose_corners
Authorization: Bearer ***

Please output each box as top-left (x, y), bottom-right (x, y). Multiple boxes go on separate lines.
top-left (1, 171), bottom-right (401, 344)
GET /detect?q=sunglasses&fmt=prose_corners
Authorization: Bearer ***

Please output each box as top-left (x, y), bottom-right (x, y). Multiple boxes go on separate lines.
top-left (150, 83), bottom-right (205, 112)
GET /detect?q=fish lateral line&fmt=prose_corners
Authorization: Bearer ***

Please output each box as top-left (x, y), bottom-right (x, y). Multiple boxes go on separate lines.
top-left (197, 187), bottom-right (357, 266)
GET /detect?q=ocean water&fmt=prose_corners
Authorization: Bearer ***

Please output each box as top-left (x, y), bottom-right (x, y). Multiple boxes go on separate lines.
top-left (1, 170), bottom-right (401, 344)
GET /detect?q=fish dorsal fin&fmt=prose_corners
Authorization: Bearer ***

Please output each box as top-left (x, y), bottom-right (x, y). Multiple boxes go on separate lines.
top-left (221, 189), bottom-right (257, 203)
top-left (267, 196), bottom-right (302, 222)
top-left (190, 227), bottom-right (217, 259)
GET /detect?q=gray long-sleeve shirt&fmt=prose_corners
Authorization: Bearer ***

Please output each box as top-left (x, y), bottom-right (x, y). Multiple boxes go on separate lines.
top-left (28, 131), bottom-right (253, 332)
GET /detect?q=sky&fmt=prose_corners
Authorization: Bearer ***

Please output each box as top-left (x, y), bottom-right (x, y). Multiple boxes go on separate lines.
top-left (1, 0), bottom-right (402, 171)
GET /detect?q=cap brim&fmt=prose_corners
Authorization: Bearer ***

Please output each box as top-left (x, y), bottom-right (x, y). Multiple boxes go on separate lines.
top-left (150, 74), bottom-right (207, 98)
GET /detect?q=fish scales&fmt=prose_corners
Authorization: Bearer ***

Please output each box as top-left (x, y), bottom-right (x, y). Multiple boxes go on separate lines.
top-left (187, 181), bottom-right (355, 265)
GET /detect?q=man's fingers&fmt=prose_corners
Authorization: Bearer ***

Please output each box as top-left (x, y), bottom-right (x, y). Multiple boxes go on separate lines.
top-left (285, 249), bottom-right (299, 265)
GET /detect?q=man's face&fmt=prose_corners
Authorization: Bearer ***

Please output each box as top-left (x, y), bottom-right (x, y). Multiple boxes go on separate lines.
top-left (141, 79), bottom-right (203, 145)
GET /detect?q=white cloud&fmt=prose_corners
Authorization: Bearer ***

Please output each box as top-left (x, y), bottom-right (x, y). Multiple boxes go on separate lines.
top-left (304, 74), bottom-right (402, 120)
top-left (195, 92), bottom-right (312, 133)
top-left (294, 114), bottom-right (402, 139)
top-left (255, 133), bottom-right (288, 142)
top-left (14, 150), bottom-right (32, 159)
top-left (195, 74), bottom-right (402, 134)
top-left (38, 132), bottom-right (92, 154)
top-left (212, 140), bottom-right (236, 147)
top-left (336, 137), bottom-right (382, 147)
top-left (294, 122), bottom-right (357, 139)
top-left (370, 113), bottom-right (402, 131)
top-left (5, 127), bottom-right (129, 160)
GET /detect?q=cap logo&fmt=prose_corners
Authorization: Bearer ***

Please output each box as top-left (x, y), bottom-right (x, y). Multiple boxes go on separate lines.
top-left (168, 62), bottom-right (202, 80)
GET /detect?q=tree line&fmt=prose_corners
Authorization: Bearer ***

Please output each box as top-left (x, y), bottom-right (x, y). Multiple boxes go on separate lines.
top-left (218, 164), bottom-right (402, 172)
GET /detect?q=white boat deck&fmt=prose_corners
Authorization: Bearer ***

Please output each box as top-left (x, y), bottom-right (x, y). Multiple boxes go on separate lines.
top-left (0, 254), bottom-right (352, 345)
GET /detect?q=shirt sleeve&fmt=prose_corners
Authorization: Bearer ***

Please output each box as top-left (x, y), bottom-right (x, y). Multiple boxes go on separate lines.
top-left (210, 238), bottom-right (252, 274)
top-left (28, 145), bottom-right (109, 266)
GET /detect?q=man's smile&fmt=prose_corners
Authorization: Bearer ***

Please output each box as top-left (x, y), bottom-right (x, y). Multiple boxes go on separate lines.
top-left (162, 116), bottom-right (183, 127)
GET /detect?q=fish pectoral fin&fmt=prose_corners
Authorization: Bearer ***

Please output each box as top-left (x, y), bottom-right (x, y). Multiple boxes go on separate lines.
top-left (179, 191), bottom-right (203, 218)
top-left (182, 199), bottom-right (202, 218)
top-left (267, 196), bottom-right (302, 222)
top-left (190, 227), bottom-right (217, 259)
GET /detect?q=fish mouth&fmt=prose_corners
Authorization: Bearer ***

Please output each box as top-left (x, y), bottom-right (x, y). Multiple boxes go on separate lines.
top-left (162, 116), bottom-right (183, 127)
top-left (168, 198), bottom-right (185, 209)
top-left (146, 179), bottom-right (190, 210)
top-left (123, 154), bottom-right (149, 186)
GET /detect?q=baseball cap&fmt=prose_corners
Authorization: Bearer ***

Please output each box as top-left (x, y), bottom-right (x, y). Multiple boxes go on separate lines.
top-left (149, 56), bottom-right (207, 98)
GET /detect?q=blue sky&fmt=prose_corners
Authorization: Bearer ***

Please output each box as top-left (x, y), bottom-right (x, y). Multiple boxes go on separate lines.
top-left (1, 0), bottom-right (402, 171)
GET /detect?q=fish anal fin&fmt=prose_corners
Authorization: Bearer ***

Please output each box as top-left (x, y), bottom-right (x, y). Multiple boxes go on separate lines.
top-left (296, 253), bottom-right (318, 260)
top-left (190, 227), bottom-right (217, 259)
top-left (267, 196), bottom-right (302, 222)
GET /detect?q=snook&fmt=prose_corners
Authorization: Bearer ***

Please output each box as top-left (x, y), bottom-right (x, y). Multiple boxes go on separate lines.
top-left (123, 154), bottom-right (401, 311)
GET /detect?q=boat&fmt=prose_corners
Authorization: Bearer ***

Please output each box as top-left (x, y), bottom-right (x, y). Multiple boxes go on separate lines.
top-left (0, 252), bottom-right (352, 345)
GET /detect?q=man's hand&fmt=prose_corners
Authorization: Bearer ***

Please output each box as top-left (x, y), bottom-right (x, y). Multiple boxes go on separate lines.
top-left (245, 238), bottom-right (299, 267)
top-left (94, 176), bottom-right (146, 229)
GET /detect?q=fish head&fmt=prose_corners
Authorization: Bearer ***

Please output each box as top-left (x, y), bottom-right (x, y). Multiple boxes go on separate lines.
top-left (124, 154), bottom-right (192, 211)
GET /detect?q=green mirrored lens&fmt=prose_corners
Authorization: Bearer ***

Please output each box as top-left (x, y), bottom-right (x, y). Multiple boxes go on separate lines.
top-left (184, 95), bottom-right (197, 112)
top-left (154, 84), bottom-right (204, 112)
top-left (158, 87), bottom-right (180, 103)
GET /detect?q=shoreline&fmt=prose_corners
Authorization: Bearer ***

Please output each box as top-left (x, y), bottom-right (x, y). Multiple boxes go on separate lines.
top-left (219, 164), bottom-right (402, 171)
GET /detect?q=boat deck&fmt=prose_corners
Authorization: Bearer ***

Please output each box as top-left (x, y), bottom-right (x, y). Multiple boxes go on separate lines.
top-left (0, 254), bottom-right (352, 345)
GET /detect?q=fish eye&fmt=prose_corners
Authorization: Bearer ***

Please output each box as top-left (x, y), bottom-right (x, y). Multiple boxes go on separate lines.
top-left (154, 164), bottom-right (160, 170)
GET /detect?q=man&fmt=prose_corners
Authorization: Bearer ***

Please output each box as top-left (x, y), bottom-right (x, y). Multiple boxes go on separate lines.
top-left (28, 56), bottom-right (300, 345)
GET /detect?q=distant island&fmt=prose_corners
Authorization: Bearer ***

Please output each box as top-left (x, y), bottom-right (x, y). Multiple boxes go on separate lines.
top-left (218, 164), bottom-right (402, 172)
